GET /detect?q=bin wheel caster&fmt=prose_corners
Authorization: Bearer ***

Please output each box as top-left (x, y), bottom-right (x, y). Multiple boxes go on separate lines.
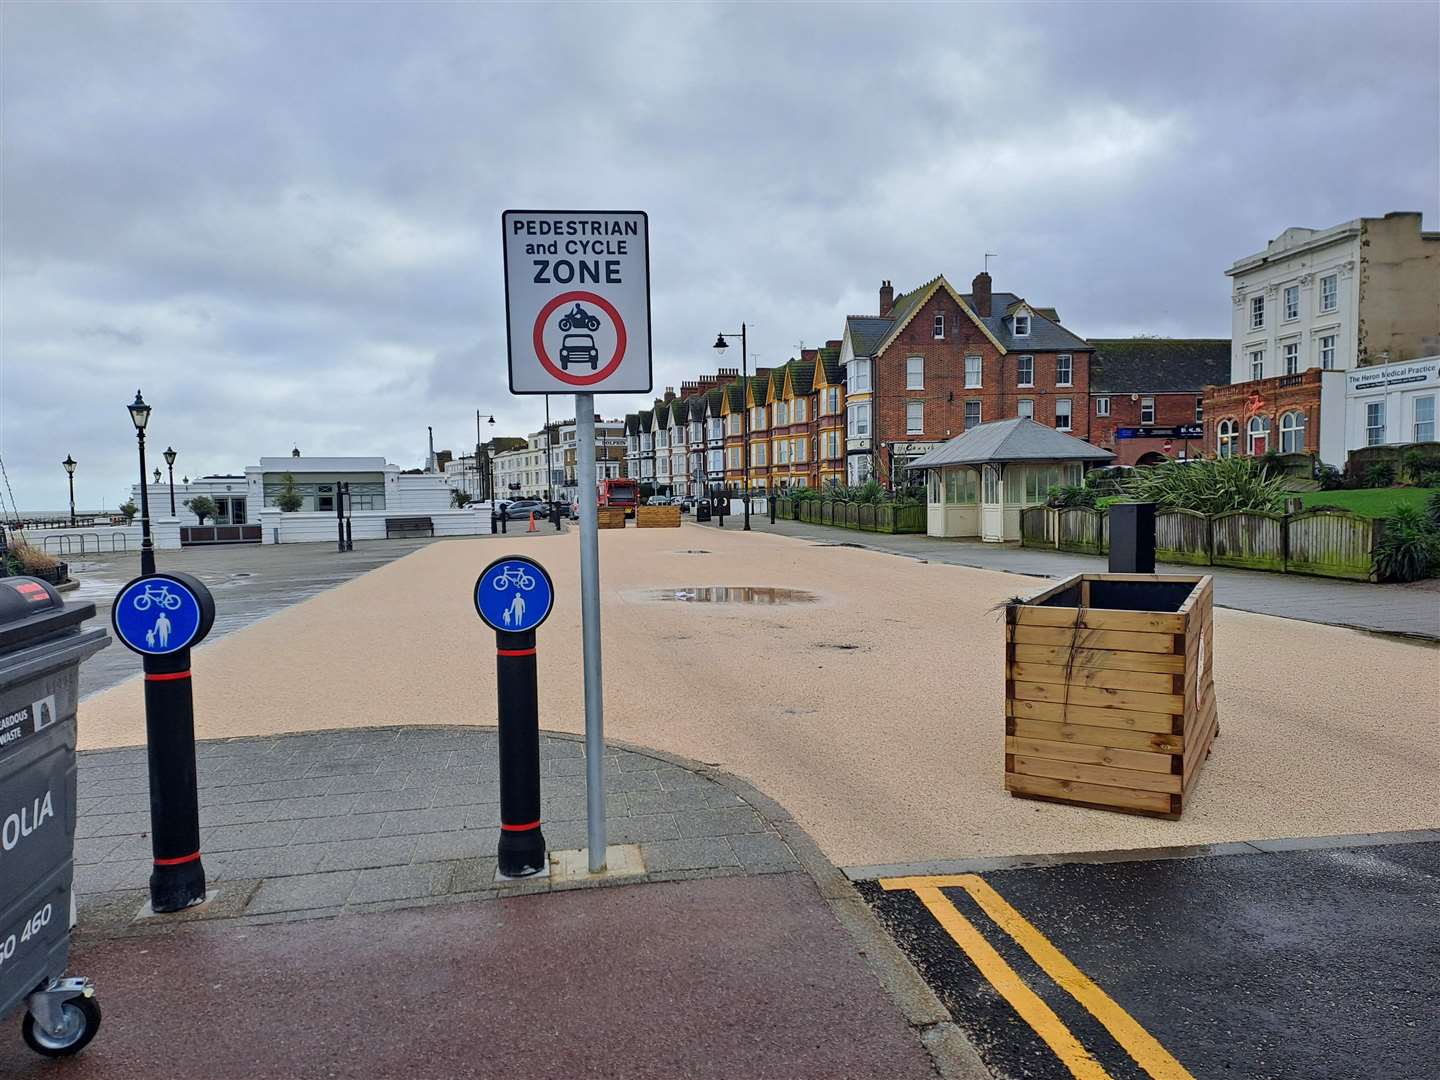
top-left (22, 995), bottom-right (101, 1057)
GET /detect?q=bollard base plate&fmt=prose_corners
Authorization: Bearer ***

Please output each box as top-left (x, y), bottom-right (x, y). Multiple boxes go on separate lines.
top-left (135, 887), bottom-right (221, 920)
top-left (494, 861), bottom-right (550, 883)
top-left (548, 844), bottom-right (646, 885)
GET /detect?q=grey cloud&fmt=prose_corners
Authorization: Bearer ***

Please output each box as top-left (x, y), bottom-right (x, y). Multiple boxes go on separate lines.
top-left (1, 0), bottom-right (1435, 511)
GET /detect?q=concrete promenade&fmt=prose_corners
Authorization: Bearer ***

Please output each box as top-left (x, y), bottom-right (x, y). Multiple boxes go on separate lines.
top-left (737, 516), bottom-right (1440, 639)
top-left (78, 526), bottom-right (1440, 870)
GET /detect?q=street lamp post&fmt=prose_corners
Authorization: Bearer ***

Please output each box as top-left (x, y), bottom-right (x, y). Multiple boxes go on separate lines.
top-left (62, 455), bottom-right (77, 527)
top-left (713, 325), bottom-right (751, 531)
top-left (476, 410), bottom-right (496, 501)
top-left (163, 446), bottom-right (178, 516)
top-left (128, 390), bottom-right (157, 575)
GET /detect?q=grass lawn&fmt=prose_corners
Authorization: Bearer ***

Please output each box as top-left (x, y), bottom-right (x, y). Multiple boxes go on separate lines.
top-left (1296, 487), bottom-right (1439, 518)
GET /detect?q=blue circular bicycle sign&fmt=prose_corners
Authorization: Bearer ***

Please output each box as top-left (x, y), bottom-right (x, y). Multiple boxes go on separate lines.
top-left (474, 555), bottom-right (554, 635)
top-left (111, 572), bottom-right (215, 656)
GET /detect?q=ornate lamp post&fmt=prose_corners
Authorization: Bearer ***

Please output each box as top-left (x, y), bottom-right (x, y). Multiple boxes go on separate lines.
top-left (163, 446), bottom-right (178, 516)
top-left (62, 455), bottom-right (77, 527)
top-left (713, 326), bottom-right (751, 530)
top-left (128, 390), bottom-right (157, 575)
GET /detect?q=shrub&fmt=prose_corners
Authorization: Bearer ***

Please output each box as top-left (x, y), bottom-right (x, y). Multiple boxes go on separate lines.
top-left (1119, 457), bottom-right (1289, 515)
top-left (450, 489), bottom-right (473, 508)
top-left (1401, 449), bottom-right (1428, 485)
top-left (6, 540), bottom-right (58, 574)
top-left (118, 499), bottom-right (138, 523)
top-left (1427, 490), bottom-right (1440, 532)
top-left (185, 495), bottom-right (218, 524)
top-left (275, 472), bottom-right (304, 512)
top-left (1365, 462), bottom-right (1395, 488)
top-left (1046, 484), bottom-right (1098, 509)
top-left (1317, 464), bottom-right (1344, 491)
top-left (1372, 505), bottom-right (1440, 582)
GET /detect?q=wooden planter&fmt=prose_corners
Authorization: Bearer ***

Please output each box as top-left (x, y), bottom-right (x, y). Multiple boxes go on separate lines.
top-left (597, 507), bottom-right (628, 530)
top-left (1004, 573), bottom-right (1217, 819)
top-left (636, 505), bottom-right (682, 528)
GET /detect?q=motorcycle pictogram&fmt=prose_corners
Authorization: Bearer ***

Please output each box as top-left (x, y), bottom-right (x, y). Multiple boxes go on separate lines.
top-left (558, 303), bottom-right (601, 332)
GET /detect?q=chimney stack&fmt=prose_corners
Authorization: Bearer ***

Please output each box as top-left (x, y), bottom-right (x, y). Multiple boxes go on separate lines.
top-left (879, 279), bottom-right (894, 316)
top-left (972, 271), bottom-right (993, 318)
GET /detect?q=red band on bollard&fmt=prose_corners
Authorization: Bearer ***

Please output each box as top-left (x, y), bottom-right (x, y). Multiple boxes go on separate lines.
top-left (145, 670), bottom-right (192, 682)
top-left (153, 851), bottom-right (202, 866)
top-left (500, 820), bottom-right (542, 832)
top-left (496, 648), bottom-right (537, 657)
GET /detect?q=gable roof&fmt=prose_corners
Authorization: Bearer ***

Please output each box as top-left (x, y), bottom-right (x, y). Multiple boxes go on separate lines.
top-left (873, 276), bottom-right (1007, 358)
top-left (816, 343), bottom-right (843, 386)
top-left (907, 418), bottom-right (1114, 469)
top-left (967, 292), bottom-right (1091, 352)
top-left (1088, 339), bottom-right (1232, 393)
top-left (845, 316), bottom-right (893, 357)
top-left (787, 359), bottom-right (816, 397)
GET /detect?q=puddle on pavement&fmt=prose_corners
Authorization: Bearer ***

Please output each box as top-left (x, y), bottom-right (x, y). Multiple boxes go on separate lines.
top-left (643, 586), bottom-right (818, 605)
top-left (672, 550), bottom-right (711, 555)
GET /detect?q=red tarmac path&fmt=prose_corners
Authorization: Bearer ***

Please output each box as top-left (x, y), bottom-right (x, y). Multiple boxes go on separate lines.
top-left (0, 873), bottom-right (938, 1080)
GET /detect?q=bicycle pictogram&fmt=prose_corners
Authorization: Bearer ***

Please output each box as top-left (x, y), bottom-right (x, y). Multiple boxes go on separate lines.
top-left (491, 565), bottom-right (537, 591)
top-left (132, 583), bottom-right (184, 611)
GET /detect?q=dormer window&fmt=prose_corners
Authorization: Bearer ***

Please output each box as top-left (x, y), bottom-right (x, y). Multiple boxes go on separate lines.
top-left (1013, 314), bottom-right (1030, 337)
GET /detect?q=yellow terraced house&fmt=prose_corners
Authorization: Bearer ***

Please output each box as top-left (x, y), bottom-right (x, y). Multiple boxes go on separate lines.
top-left (813, 341), bottom-right (846, 488)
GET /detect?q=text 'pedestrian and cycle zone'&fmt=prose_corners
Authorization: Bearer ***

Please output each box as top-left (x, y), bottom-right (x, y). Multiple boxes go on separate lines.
top-left (474, 556), bottom-right (554, 634)
top-left (110, 574), bottom-right (214, 656)
top-left (502, 210), bottom-right (651, 394)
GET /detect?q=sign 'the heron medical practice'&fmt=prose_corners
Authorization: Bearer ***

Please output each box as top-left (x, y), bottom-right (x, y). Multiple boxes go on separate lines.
top-left (501, 210), bottom-right (652, 395)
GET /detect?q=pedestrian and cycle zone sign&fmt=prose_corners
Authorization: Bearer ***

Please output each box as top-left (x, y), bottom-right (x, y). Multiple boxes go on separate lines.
top-left (111, 574), bottom-right (210, 655)
top-left (474, 555), bottom-right (554, 635)
top-left (501, 209), bottom-right (651, 394)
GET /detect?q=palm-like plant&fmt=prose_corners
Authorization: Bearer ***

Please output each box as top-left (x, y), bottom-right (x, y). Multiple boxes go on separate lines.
top-left (1119, 458), bottom-right (1289, 516)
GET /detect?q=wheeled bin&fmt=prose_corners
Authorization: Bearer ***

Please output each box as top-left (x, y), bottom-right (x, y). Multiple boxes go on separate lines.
top-left (0, 575), bottom-right (110, 1057)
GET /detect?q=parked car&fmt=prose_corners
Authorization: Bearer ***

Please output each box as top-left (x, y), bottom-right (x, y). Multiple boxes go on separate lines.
top-left (674, 497), bottom-right (694, 512)
top-left (646, 495), bottom-right (672, 506)
top-left (502, 499), bottom-right (546, 519)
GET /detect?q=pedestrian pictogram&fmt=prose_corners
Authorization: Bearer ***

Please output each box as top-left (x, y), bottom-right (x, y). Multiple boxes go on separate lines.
top-left (502, 210), bottom-right (651, 394)
top-left (475, 555), bottom-right (554, 635)
top-left (111, 574), bottom-right (214, 656)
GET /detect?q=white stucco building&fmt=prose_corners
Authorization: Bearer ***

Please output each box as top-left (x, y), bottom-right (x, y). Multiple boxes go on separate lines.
top-left (1342, 356), bottom-right (1439, 453)
top-left (1226, 211), bottom-right (1439, 384)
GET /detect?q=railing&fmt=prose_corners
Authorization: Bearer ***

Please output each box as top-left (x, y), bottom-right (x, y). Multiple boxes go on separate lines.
top-left (1019, 504), bottom-right (1381, 581)
top-left (771, 498), bottom-right (924, 534)
top-left (40, 532), bottom-right (130, 555)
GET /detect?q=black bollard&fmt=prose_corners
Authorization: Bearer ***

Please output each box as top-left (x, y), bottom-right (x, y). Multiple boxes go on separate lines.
top-left (345, 517), bottom-right (353, 551)
top-left (143, 648), bottom-right (206, 910)
top-left (770, 495), bottom-right (777, 525)
top-left (474, 555), bottom-right (554, 878)
top-left (336, 484), bottom-right (346, 552)
top-left (499, 503), bottom-right (509, 534)
top-left (551, 503), bottom-right (562, 531)
top-left (1109, 502), bottom-right (1157, 574)
top-left (110, 570), bottom-right (215, 912)
top-left (495, 627), bottom-right (545, 875)
top-left (717, 497), bottom-right (726, 528)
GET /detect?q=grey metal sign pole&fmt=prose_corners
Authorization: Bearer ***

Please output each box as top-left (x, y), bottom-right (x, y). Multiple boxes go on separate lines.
top-left (574, 394), bottom-right (607, 871)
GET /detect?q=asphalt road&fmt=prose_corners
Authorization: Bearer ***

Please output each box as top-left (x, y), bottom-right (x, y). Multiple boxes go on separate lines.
top-left (859, 836), bottom-right (1440, 1080)
top-left (67, 539), bottom-right (449, 699)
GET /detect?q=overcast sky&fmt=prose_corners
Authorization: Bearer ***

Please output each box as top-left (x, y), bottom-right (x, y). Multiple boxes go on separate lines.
top-left (2, 1), bottom-right (1436, 511)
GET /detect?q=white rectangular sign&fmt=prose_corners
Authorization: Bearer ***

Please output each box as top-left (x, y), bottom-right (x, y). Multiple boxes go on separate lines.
top-left (502, 209), bottom-right (652, 395)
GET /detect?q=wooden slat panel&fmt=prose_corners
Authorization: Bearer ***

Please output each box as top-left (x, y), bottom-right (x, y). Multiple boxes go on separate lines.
top-left (1013, 606), bottom-right (1185, 634)
top-left (1009, 625), bottom-right (1179, 654)
top-left (1007, 698), bottom-right (1176, 733)
top-left (1012, 680), bottom-right (1185, 716)
top-left (1015, 574), bottom-right (1083, 607)
top-left (1079, 573), bottom-right (1205, 585)
top-left (1005, 736), bottom-right (1175, 773)
top-left (1009, 662), bottom-right (1177, 695)
top-left (1012, 755), bottom-right (1184, 794)
top-left (1005, 772), bottom-right (1174, 815)
top-left (1010, 644), bottom-right (1187, 674)
top-left (1184, 698), bottom-right (1219, 788)
top-left (1009, 716), bottom-right (1186, 753)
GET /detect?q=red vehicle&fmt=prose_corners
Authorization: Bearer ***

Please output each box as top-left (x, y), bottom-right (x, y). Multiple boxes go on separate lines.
top-left (598, 478), bottom-right (639, 517)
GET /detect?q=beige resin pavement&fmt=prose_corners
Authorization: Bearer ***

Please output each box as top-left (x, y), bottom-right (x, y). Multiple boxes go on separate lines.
top-left (80, 526), bottom-right (1440, 869)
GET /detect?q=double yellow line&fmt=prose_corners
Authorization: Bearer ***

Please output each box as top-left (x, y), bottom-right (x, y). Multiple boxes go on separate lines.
top-left (880, 874), bottom-right (1195, 1080)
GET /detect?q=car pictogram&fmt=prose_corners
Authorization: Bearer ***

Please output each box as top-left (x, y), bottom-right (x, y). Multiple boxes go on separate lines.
top-left (559, 333), bottom-right (600, 371)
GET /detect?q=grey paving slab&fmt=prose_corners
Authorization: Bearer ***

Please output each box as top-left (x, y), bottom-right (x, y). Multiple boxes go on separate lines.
top-left (72, 727), bottom-right (803, 929)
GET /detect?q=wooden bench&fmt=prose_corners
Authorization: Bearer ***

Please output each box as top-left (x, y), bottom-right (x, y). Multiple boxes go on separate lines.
top-left (385, 516), bottom-right (435, 538)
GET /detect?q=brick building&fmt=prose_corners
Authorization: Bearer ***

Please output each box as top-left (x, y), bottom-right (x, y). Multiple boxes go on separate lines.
top-left (1088, 339), bottom-right (1230, 465)
top-left (840, 273), bottom-right (1094, 486)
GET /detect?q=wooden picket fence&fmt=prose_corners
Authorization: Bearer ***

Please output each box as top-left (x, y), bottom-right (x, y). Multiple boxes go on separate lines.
top-left (1020, 505), bottom-right (1382, 581)
top-left (773, 498), bottom-right (925, 534)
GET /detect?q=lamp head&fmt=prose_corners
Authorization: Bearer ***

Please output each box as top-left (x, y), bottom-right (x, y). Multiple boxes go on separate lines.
top-left (127, 390), bottom-right (151, 431)
top-left (712, 334), bottom-right (729, 353)
top-left (163, 446), bottom-right (177, 467)
top-left (62, 455), bottom-right (77, 475)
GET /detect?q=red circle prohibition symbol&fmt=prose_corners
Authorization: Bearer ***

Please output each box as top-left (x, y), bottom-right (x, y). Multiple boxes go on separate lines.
top-left (533, 290), bottom-right (628, 386)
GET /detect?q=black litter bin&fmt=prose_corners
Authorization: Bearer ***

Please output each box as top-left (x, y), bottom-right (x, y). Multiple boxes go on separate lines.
top-left (695, 502), bottom-right (711, 523)
top-left (0, 576), bottom-right (109, 1057)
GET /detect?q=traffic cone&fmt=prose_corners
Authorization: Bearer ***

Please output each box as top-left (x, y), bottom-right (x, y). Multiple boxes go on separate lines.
top-left (528, 512), bottom-right (537, 532)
